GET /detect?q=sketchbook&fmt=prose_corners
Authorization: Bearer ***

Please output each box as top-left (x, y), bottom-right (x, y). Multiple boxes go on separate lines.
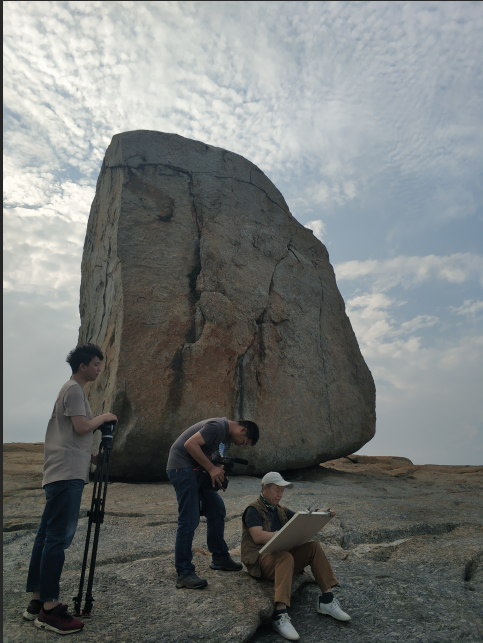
top-left (258, 511), bottom-right (333, 555)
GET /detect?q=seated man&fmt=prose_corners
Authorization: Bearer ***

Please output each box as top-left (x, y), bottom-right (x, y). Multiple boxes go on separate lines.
top-left (241, 472), bottom-right (350, 641)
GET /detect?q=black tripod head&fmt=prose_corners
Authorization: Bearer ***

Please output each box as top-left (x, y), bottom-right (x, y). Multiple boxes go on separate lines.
top-left (96, 420), bottom-right (117, 449)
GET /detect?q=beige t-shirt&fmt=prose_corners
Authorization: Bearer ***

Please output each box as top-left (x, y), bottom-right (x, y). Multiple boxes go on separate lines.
top-left (42, 379), bottom-right (93, 487)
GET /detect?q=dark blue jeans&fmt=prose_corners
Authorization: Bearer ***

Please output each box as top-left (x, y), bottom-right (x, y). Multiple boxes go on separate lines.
top-left (167, 467), bottom-right (229, 575)
top-left (26, 479), bottom-right (85, 601)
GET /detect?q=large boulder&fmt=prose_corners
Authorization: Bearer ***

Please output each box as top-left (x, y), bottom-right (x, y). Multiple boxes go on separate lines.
top-left (78, 130), bottom-right (375, 480)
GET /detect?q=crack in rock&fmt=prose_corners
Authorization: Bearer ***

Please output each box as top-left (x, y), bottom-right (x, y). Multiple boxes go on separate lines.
top-left (338, 521), bottom-right (462, 549)
top-left (464, 549), bottom-right (483, 581)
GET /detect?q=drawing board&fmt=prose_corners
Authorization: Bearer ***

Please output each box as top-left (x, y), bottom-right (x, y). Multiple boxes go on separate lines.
top-left (259, 511), bottom-right (332, 555)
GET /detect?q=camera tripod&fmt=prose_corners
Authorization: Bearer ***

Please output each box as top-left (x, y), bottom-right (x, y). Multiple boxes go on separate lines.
top-left (73, 421), bottom-right (116, 617)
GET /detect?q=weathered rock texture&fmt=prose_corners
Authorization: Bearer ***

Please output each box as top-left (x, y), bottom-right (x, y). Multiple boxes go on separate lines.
top-left (3, 444), bottom-right (482, 643)
top-left (78, 130), bottom-right (375, 479)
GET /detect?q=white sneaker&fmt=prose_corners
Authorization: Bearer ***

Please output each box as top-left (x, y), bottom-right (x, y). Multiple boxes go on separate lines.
top-left (317, 595), bottom-right (351, 621)
top-left (272, 612), bottom-right (300, 640)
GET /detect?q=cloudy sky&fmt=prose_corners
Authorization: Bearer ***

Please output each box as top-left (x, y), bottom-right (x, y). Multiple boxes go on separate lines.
top-left (3, 1), bottom-right (482, 465)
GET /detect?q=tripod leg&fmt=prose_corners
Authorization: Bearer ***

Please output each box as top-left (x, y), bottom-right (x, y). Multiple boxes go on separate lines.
top-left (73, 450), bottom-right (103, 616)
top-left (82, 444), bottom-right (112, 616)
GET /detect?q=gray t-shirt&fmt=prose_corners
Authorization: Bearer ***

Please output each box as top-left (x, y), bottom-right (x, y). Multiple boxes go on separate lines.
top-left (166, 417), bottom-right (231, 470)
top-left (42, 379), bottom-right (93, 487)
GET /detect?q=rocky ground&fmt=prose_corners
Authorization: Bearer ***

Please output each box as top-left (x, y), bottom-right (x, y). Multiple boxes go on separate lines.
top-left (3, 445), bottom-right (482, 643)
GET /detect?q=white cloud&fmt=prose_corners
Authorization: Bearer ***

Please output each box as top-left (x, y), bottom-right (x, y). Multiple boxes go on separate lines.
top-left (3, 179), bottom-right (93, 294)
top-left (304, 219), bottom-right (326, 242)
top-left (311, 182), bottom-right (331, 205)
top-left (342, 264), bottom-right (482, 465)
top-left (305, 176), bottom-right (359, 208)
top-left (345, 292), bottom-right (440, 360)
top-left (360, 334), bottom-right (483, 465)
top-left (450, 299), bottom-right (483, 317)
top-left (4, 0), bottom-right (483, 205)
top-left (3, 290), bottom-right (81, 443)
top-left (335, 254), bottom-right (483, 291)
top-left (398, 315), bottom-right (439, 334)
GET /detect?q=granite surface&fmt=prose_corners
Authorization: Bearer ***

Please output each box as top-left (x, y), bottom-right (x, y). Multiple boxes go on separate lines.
top-left (3, 444), bottom-right (482, 642)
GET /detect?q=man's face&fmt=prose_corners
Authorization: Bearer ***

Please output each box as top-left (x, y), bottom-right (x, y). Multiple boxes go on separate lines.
top-left (81, 357), bottom-right (102, 382)
top-left (232, 425), bottom-right (252, 447)
top-left (263, 483), bottom-right (285, 506)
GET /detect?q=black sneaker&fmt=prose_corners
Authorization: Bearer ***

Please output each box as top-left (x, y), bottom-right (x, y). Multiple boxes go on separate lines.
top-left (35, 603), bottom-right (84, 634)
top-left (176, 571), bottom-right (208, 589)
top-left (23, 599), bottom-right (43, 621)
top-left (210, 556), bottom-right (243, 571)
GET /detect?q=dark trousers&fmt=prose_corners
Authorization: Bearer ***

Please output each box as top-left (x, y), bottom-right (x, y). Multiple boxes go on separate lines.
top-left (167, 467), bottom-right (229, 575)
top-left (26, 479), bottom-right (85, 601)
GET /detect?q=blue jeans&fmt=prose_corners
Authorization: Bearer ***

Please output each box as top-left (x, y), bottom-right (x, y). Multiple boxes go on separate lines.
top-left (26, 479), bottom-right (85, 601)
top-left (167, 467), bottom-right (229, 575)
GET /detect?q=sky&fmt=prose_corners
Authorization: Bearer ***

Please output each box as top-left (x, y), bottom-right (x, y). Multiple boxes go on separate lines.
top-left (3, 1), bottom-right (482, 465)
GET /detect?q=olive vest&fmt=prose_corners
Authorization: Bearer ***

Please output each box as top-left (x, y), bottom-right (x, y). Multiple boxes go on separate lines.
top-left (241, 496), bottom-right (289, 577)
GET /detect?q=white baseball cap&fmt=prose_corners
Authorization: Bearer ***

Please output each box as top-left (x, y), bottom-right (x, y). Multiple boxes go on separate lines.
top-left (261, 472), bottom-right (293, 489)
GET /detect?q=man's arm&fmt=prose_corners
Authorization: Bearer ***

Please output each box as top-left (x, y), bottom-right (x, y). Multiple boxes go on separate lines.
top-left (248, 525), bottom-right (278, 545)
top-left (71, 412), bottom-right (117, 436)
top-left (184, 431), bottom-right (225, 488)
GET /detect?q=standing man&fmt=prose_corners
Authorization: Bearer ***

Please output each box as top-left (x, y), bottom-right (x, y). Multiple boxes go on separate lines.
top-left (241, 472), bottom-right (350, 641)
top-left (167, 417), bottom-right (259, 589)
top-left (23, 343), bottom-right (118, 635)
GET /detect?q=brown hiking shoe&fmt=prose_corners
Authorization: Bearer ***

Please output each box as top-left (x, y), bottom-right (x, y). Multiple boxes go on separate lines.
top-left (35, 603), bottom-right (84, 634)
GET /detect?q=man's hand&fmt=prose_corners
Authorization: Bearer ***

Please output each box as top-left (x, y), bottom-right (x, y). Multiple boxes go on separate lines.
top-left (184, 431), bottom-right (228, 489)
top-left (72, 412), bottom-right (118, 436)
top-left (317, 508), bottom-right (336, 517)
top-left (210, 466), bottom-right (226, 489)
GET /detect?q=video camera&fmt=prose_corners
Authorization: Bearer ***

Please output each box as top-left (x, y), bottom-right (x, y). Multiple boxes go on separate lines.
top-left (98, 420), bottom-right (116, 436)
top-left (95, 420), bottom-right (116, 448)
top-left (201, 453), bottom-right (249, 491)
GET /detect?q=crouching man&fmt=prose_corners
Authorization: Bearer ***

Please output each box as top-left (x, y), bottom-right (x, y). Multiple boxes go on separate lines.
top-left (241, 472), bottom-right (350, 641)
top-left (167, 417), bottom-right (259, 589)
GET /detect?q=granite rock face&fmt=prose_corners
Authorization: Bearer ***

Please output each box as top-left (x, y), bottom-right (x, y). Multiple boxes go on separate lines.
top-left (3, 444), bottom-right (482, 643)
top-left (78, 130), bottom-right (375, 479)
